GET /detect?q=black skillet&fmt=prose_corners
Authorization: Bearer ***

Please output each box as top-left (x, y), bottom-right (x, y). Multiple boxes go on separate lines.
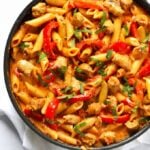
top-left (3, 0), bottom-right (150, 149)
top-left (134, 0), bottom-right (150, 13)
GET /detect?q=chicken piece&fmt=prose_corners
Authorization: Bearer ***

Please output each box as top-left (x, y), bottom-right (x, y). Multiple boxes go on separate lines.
top-left (32, 2), bottom-right (47, 17)
top-left (81, 133), bottom-right (97, 146)
top-left (51, 56), bottom-right (68, 78)
top-left (103, 20), bottom-right (114, 34)
top-left (17, 60), bottom-right (36, 75)
top-left (100, 131), bottom-right (115, 145)
top-left (103, 0), bottom-right (124, 16)
top-left (27, 98), bottom-right (45, 111)
top-left (132, 14), bottom-right (149, 26)
top-left (77, 63), bottom-right (93, 77)
top-left (105, 96), bottom-right (117, 111)
top-left (125, 119), bottom-right (139, 131)
top-left (132, 44), bottom-right (148, 59)
top-left (52, 56), bottom-right (68, 69)
top-left (112, 53), bottom-right (131, 71)
top-left (108, 76), bottom-right (120, 94)
top-left (63, 114), bottom-right (81, 124)
top-left (86, 102), bottom-right (101, 115)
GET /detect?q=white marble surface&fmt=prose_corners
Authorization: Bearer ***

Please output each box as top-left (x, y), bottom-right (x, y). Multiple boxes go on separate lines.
top-left (0, 0), bottom-right (150, 150)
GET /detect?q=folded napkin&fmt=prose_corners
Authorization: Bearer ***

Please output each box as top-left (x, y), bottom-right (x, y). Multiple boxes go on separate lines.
top-left (1, 0), bottom-right (150, 150)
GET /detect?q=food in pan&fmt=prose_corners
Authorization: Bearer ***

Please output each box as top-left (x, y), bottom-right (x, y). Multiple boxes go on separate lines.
top-left (10, 0), bottom-right (150, 149)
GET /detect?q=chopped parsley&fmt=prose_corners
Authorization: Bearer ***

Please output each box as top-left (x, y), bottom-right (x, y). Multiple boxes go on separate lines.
top-left (98, 69), bottom-right (107, 76)
top-left (104, 99), bottom-right (111, 105)
top-left (38, 51), bottom-right (47, 62)
top-left (142, 33), bottom-right (150, 43)
top-left (100, 12), bottom-right (107, 27)
top-left (141, 45), bottom-right (148, 51)
top-left (74, 122), bottom-right (86, 137)
top-left (37, 74), bottom-right (48, 87)
top-left (123, 24), bottom-right (129, 36)
top-left (139, 117), bottom-right (150, 124)
top-left (19, 42), bottom-right (29, 51)
top-left (58, 66), bottom-right (67, 78)
top-left (74, 28), bottom-right (92, 40)
top-left (122, 84), bottom-right (134, 97)
top-left (62, 86), bottom-right (73, 94)
top-left (111, 106), bottom-right (117, 116)
top-left (106, 50), bottom-right (113, 60)
top-left (57, 94), bottom-right (75, 102)
top-left (80, 83), bottom-right (84, 94)
top-left (95, 11), bottom-right (107, 34)
top-left (96, 61), bottom-right (107, 76)
top-left (75, 67), bottom-right (83, 73)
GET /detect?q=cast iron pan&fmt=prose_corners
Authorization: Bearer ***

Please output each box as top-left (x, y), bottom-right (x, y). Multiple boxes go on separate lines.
top-left (3, 0), bottom-right (150, 149)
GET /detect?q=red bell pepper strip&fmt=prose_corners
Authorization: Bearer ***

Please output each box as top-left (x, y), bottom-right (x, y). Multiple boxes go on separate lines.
top-left (130, 22), bottom-right (138, 38)
top-left (77, 39), bottom-right (103, 50)
top-left (43, 21), bottom-right (59, 60)
top-left (42, 69), bottom-right (55, 83)
top-left (69, 94), bottom-right (91, 104)
top-left (45, 98), bottom-right (60, 130)
top-left (24, 109), bottom-right (44, 122)
top-left (45, 98), bottom-right (60, 120)
top-left (138, 59), bottom-right (150, 78)
top-left (110, 41), bottom-right (131, 54)
top-left (70, 0), bottom-right (103, 10)
top-left (101, 114), bottom-right (130, 124)
top-left (121, 98), bottom-right (135, 107)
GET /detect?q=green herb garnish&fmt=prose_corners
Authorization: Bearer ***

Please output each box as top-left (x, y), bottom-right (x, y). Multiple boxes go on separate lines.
top-left (123, 84), bottom-right (134, 97)
top-left (57, 66), bottom-right (67, 79)
top-left (142, 33), bottom-right (150, 43)
top-left (80, 83), bottom-right (84, 94)
top-left (76, 67), bottom-right (83, 73)
top-left (98, 69), bottom-right (107, 76)
top-left (141, 45), bottom-right (148, 51)
top-left (62, 86), bottom-right (73, 93)
top-left (100, 12), bottom-right (107, 27)
top-left (104, 99), bottom-right (111, 105)
top-left (57, 94), bottom-right (75, 102)
top-left (74, 122), bottom-right (86, 137)
top-left (123, 24), bottom-right (129, 36)
top-left (111, 106), bottom-right (117, 116)
top-left (19, 42), bottom-right (29, 51)
top-left (106, 50), bottom-right (113, 60)
top-left (37, 74), bottom-right (48, 87)
top-left (38, 51), bottom-right (47, 62)
top-left (139, 117), bottom-right (150, 124)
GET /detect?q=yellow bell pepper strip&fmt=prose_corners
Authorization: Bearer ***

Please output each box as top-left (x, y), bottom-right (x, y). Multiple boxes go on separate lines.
top-left (43, 21), bottom-right (59, 60)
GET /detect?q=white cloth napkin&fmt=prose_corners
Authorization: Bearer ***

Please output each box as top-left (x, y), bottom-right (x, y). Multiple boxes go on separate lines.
top-left (1, 0), bottom-right (150, 150)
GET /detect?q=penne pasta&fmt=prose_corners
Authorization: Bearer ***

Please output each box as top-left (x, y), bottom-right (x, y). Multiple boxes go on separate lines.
top-left (25, 82), bottom-right (48, 98)
top-left (25, 13), bottom-right (55, 27)
top-left (9, 0), bottom-right (150, 148)
top-left (11, 25), bottom-right (28, 47)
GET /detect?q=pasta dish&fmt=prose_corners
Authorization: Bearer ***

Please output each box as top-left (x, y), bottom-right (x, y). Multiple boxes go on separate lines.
top-left (9, 0), bottom-right (150, 149)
